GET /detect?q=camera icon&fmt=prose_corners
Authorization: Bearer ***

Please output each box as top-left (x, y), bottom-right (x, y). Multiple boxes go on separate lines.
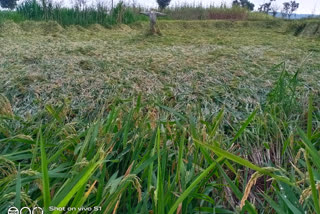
top-left (7, 206), bottom-right (43, 214)
top-left (8, 207), bottom-right (19, 214)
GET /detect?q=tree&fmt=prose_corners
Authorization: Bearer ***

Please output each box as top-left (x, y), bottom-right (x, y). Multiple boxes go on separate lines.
top-left (282, 1), bottom-right (299, 19)
top-left (282, 2), bottom-right (290, 18)
top-left (232, 0), bottom-right (255, 11)
top-left (288, 1), bottom-right (299, 18)
top-left (0, 0), bottom-right (18, 9)
top-left (241, 0), bottom-right (255, 11)
top-left (258, 0), bottom-right (276, 14)
top-left (156, 0), bottom-right (171, 11)
top-left (232, 0), bottom-right (240, 7)
top-left (271, 4), bottom-right (280, 17)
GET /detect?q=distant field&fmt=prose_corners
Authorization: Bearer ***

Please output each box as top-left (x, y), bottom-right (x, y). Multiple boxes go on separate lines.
top-left (1, 20), bottom-right (320, 213)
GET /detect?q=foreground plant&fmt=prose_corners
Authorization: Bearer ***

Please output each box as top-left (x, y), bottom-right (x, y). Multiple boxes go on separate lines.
top-left (0, 95), bottom-right (318, 213)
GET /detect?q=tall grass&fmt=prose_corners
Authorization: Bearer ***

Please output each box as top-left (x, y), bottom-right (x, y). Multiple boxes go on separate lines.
top-left (0, 65), bottom-right (319, 213)
top-left (163, 3), bottom-right (277, 21)
top-left (164, 4), bottom-right (250, 20)
top-left (0, 11), bottom-right (25, 24)
top-left (16, 0), bottom-right (147, 27)
top-left (1, 1), bottom-right (277, 27)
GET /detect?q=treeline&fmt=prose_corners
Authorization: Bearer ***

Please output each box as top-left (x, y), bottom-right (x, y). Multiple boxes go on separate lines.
top-left (257, 0), bottom-right (300, 19)
top-left (0, 1), bottom-right (272, 27)
top-left (0, 0), bottom-right (308, 27)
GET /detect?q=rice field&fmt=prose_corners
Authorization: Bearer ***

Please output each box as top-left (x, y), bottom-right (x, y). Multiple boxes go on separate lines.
top-left (0, 19), bottom-right (320, 213)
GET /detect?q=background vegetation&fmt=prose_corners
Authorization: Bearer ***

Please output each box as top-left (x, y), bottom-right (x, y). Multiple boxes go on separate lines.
top-left (0, 0), bottom-right (318, 27)
top-left (15, 1), bottom-right (148, 27)
top-left (0, 0), bottom-right (300, 27)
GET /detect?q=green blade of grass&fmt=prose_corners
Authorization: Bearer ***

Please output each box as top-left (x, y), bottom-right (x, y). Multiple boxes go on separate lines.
top-left (278, 192), bottom-right (303, 214)
top-left (305, 150), bottom-right (320, 213)
top-left (298, 128), bottom-right (320, 170)
top-left (175, 130), bottom-right (185, 183)
top-left (303, 96), bottom-right (320, 212)
top-left (241, 201), bottom-right (258, 214)
top-left (47, 141), bottom-right (72, 164)
top-left (195, 139), bottom-right (293, 186)
top-left (210, 108), bottom-right (224, 138)
top-left (155, 127), bottom-right (164, 214)
top-left (195, 207), bottom-right (233, 213)
top-left (52, 159), bottom-right (101, 214)
top-left (231, 109), bottom-right (257, 144)
top-left (71, 181), bottom-right (97, 214)
top-left (307, 95), bottom-right (313, 139)
top-left (39, 128), bottom-right (51, 211)
top-left (96, 164), bottom-right (106, 204)
top-left (14, 163), bottom-right (21, 209)
top-left (168, 156), bottom-right (223, 214)
top-left (217, 164), bottom-right (242, 200)
top-left (281, 134), bottom-right (292, 156)
top-left (133, 152), bottom-right (159, 175)
top-left (262, 192), bottom-right (285, 213)
top-left (147, 131), bottom-right (157, 192)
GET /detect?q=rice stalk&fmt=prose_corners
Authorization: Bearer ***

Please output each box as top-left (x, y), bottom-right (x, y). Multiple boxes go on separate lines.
top-left (0, 94), bottom-right (13, 117)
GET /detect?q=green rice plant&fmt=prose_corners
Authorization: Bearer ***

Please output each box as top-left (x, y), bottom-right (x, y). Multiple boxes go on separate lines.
top-left (14, 164), bottom-right (21, 209)
top-left (0, 95), bottom-right (319, 213)
top-left (39, 128), bottom-right (51, 212)
top-left (265, 63), bottom-right (300, 118)
top-left (258, 95), bottom-right (320, 213)
top-left (0, 59), bottom-right (319, 214)
top-left (168, 157), bottom-right (225, 214)
top-left (298, 97), bottom-right (320, 212)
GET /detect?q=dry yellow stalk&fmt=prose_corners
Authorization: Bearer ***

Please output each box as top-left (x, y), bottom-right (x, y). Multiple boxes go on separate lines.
top-left (124, 161), bottom-right (135, 177)
top-left (240, 171), bottom-right (263, 209)
top-left (294, 148), bottom-right (304, 165)
top-left (299, 183), bottom-right (320, 204)
top-left (84, 180), bottom-right (97, 198)
top-left (112, 198), bottom-right (121, 214)
top-left (0, 94), bottom-right (13, 116)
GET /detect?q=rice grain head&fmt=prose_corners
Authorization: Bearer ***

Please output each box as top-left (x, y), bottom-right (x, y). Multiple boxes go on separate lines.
top-left (240, 167), bottom-right (278, 209)
top-left (299, 182), bottom-right (320, 204)
top-left (0, 94), bottom-right (13, 117)
top-left (240, 171), bottom-right (263, 209)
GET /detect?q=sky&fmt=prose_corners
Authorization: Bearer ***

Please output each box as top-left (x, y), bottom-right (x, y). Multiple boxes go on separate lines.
top-left (1, 0), bottom-right (319, 14)
top-left (110, 0), bottom-right (320, 14)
